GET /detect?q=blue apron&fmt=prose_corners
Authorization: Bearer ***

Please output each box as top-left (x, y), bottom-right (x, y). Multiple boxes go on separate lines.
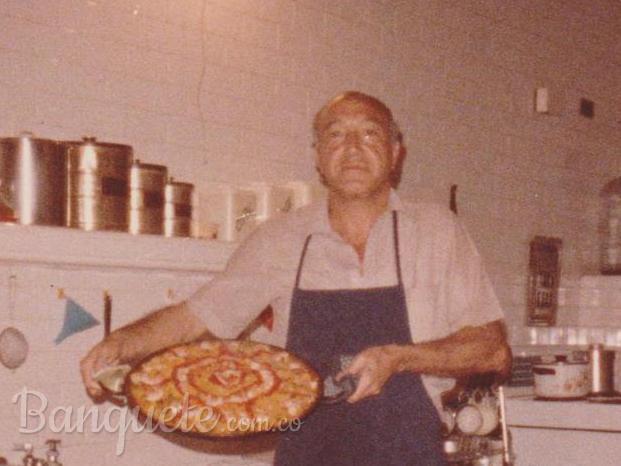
top-left (274, 211), bottom-right (446, 465)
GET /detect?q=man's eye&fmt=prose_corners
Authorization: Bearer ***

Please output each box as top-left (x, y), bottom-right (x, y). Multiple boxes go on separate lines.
top-left (363, 129), bottom-right (380, 140)
top-left (328, 130), bottom-right (344, 139)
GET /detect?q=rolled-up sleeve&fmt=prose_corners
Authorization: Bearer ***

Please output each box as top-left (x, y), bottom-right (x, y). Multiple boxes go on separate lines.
top-left (444, 217), bottom-right (504, 331)
top-left (185, 227), bottom-right (280, 339)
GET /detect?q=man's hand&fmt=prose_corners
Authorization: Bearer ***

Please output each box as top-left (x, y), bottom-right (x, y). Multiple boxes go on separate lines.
top-left (80, 335), bottom-right (125, 399)
top-left (337, 344), bottom-right (404, 403)
top-left (79, 302), bottom-right (209, 399)
top-left (334, 320), bottom-right (512, 404)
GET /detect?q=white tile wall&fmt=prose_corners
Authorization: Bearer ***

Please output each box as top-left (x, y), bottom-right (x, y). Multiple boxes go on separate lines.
top-left (2, 0), bottom-right (621, 460)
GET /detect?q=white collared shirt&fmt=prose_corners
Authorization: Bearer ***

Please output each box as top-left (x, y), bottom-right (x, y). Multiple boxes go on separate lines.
top-left (187, 190), bottom-right (504, 411)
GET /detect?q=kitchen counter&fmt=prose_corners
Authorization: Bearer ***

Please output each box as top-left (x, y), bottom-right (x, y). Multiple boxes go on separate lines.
top-left (504, 387), bottom-right (621, 465)
top-left (505, 387), bottom-right (621, 432)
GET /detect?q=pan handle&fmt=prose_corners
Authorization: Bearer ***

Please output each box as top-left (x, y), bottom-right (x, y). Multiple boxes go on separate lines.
top-left (322, 375), bottom-right (356, 404)
top-left (106, 393), bottom-right (128, 407)
top-left (103, 292), bottom-right (112, 339)
top-left (532, 367), bottom-right (556, 375)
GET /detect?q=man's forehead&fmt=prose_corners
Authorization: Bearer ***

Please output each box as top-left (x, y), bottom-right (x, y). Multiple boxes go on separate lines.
top-left (318, 99), bottom-right (391, 127)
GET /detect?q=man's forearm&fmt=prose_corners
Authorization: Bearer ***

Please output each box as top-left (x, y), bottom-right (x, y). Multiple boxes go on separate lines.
top-left (110, 301), bottom-right (209, 362)
top-left (393, 320), bottom-right (512, 379)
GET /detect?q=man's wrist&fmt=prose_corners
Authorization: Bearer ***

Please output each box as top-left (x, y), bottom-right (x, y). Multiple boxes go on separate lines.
top-left (389, 344), bottom-right (415, 373)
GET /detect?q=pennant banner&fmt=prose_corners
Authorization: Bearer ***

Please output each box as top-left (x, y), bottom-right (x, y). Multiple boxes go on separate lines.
top-left (54, 298), bottom-right (100, 344)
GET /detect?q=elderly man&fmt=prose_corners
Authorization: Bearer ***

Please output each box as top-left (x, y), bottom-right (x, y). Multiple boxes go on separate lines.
top-left (82, 91), bottom-right (511, 465)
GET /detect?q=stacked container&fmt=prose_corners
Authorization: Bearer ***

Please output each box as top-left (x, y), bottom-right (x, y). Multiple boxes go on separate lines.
top-left (0, 132), bottom-right (66, 226)
top-left (129, 161), bottom-right (167, 235)
top-left (164, 179), bottom-right (194, 237)
top-left (65, 137), bottom-right (133, 232)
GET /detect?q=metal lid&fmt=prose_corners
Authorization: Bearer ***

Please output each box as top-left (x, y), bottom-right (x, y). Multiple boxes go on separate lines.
top-left (0, 131), bottom-right (60, 145)
top-left (131, 160), bottom-right (168, 174)
top-left (73, 136), bottom-right (133, 151)
top-left (166, 177), bottom-right (195, 189)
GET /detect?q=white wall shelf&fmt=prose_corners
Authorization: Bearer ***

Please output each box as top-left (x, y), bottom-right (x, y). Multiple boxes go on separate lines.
top-left (0, 223), bottom-right (236, 273)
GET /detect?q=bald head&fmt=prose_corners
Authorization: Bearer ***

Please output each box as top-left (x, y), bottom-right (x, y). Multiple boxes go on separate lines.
top-left (313, 91), bottom-right (401, 146)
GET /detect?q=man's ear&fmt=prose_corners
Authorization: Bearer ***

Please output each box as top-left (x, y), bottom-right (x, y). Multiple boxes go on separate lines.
top-left (314, 148), bottom-right (327, 186)
top-left (315, 161), bottom-right (328, 186)
top-left (390, 141), bottom-right (406, 188)
top-left (391, 141), bottom-right (403, 170)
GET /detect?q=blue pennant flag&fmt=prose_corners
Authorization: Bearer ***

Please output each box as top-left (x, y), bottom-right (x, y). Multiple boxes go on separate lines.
top-left (54, 298), bottom-right (100, 344)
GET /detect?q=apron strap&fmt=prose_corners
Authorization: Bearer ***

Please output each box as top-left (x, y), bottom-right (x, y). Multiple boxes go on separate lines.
top-left (294, 235), bottom-right (313, 289)
top-left (392, 210), bottom-right (403, 286)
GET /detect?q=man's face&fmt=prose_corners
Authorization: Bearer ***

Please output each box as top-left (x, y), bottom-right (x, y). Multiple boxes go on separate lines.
top-left (314, 98), bottom-right (399, 200)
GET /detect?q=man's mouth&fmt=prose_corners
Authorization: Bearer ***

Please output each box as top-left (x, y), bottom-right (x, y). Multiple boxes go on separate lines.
top-left (341, 165), bottom-right (368, 172)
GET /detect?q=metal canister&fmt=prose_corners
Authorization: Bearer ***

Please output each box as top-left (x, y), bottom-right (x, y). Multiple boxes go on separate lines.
top-left (0, 132), bottom-right (66, 226)
top-left (164, 179), bottom-right (193, 237)
top-left (65, 137), bottom-right (133, 231)
top-left (589, 344), bottom-right (616, 395)
top-left (129, 161), bottom-right (167, 235)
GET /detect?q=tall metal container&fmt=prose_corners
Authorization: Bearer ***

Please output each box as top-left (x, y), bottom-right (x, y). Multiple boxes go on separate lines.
top-left (129, 161), bottom-right (167, 235)
top-left (164, 179), bottom-right (194, 237)
top-left (0, 132), bottom-right (66, 226)
top-left (65, 137), bottom-right (133, 232)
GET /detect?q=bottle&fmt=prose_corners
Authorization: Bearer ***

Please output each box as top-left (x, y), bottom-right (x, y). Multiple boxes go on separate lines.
top-left (600, 177), bottom-right (621, 274)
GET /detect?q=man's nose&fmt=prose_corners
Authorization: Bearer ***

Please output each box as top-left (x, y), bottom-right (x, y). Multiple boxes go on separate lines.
top-left (343, 131), bottom-right (362, 150)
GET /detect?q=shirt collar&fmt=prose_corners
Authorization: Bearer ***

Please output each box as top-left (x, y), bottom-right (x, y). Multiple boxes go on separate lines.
top-left (310, 189), bottom-right (404, 235)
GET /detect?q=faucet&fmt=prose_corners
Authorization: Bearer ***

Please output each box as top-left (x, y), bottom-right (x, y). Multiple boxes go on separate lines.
top-left (44, 440), bottom-right (62, 466)
top-left (13, 443), bottom-right (36, 466)
top-left (13, 440), bottom-right (62, 466)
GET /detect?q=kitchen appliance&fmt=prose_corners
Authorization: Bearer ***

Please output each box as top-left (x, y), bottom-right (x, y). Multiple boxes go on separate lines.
top-left (600, 177), bottom-right (621, 274)
top-left (532, 355), bottom-right (590, 399)
top-left (589, 344), bottom-right (616, 396)
top-left (0, 132), bottom-right (66, 226)
top-left (164, 179), bottom-right (194, 237)
top-left (129, 161), bottom-right (167, 235)
top-left (65, 136), bottom-right (133, 231)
